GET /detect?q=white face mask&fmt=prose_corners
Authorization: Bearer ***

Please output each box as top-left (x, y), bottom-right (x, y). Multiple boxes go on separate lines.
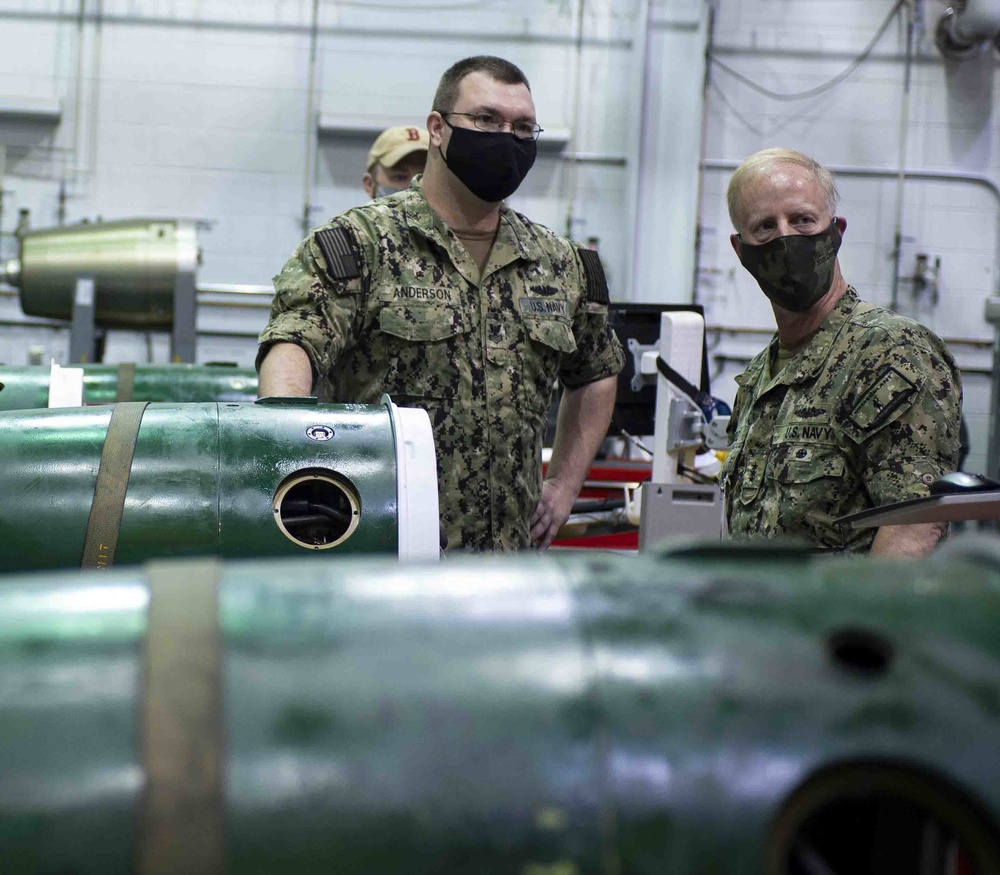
top-left (374, 184), bottom-right (401, 199)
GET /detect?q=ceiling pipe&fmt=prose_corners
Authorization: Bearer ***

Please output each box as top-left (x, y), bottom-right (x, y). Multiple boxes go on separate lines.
top-left (935, 0), bottom-right (1000, 59)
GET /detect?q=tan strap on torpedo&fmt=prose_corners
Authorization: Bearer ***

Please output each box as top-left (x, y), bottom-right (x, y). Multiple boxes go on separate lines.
top-left (80, 401), bottom-right (150, 569)
top-left (116, 362), bottom-right (137, 402)
top-left (137, 558), bottom-right (225, 875)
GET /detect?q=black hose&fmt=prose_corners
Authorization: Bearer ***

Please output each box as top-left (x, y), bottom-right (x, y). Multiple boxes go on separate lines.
top-left (571, 497), bottom-right (627, 515)
top-left (282, 499), bottom-right (352, 527)
top-left (283, 514), bottom-right (337, 528)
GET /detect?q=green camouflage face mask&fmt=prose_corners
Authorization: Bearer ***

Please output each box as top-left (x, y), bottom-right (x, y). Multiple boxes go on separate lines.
top-left (737, 220), bottom-right (842, 312)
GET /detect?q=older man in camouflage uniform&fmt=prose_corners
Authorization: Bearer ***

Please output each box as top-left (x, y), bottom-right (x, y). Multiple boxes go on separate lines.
top-left (721, 148), bottom-right (962, 557)
top-left (257, 56), bottom-right (624, 553)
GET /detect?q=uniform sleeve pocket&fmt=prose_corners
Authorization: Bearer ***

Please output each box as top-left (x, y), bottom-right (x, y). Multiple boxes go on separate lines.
top-left (734, 460), bottom-right (765, 506)
top-left (848, 366), bottom-right (919, 432)
top-left (380, 304), bottom-right (469, 342)
top-left (525, 317), bottom-right (578, 354)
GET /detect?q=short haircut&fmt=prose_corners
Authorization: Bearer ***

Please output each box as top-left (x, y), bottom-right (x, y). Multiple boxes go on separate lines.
top-left (727, 147), bottom-right (839, 230)
top-left (432, 55), bottom-right (531, 114)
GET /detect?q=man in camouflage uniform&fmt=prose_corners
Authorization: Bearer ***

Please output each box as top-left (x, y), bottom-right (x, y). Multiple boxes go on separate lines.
top-left (257, 56), bottom-right (624, 553)
top-left (721, 148), bottom-right (962, 556)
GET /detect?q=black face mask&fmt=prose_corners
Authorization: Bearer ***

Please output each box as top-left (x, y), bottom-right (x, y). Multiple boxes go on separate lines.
top-left (736, 220), bottom-right (843, 312)
top-left (440, 118), bottom-right (536, 202)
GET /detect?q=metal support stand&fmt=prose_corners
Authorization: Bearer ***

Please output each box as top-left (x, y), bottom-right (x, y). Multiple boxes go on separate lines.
top-left (639, 481), bottom-right (722, 550)
top-left (68, 273), bottom-right (97, 363)
top-left (638, 310), bottom-right (724, 549)
top-left (649, 311), bottom-right (704, 485)
top-left (171, 266), bottom-right (197, 363)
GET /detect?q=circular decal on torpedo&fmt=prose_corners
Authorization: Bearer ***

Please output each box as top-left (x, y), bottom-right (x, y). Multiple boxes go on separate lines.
top-left (306, 425), bottom-right (335, 442)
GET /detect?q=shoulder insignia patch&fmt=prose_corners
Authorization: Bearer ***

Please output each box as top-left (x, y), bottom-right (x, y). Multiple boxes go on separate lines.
top-left (314, 227), bottom-right (361, 282)
top-left (849, 366), bottom-right (918, 431)
top-left (577, 247), bottom-right (610, 305)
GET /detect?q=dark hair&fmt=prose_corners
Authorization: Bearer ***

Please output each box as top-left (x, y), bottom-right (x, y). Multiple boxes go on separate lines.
top-left (432, 55), bottom-right (531, 114)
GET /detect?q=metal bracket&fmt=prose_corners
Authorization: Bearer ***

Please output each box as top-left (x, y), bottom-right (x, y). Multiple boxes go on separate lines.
top-left (665, 396), bottom-right (704, 452)
top-left (665, 400), bottom-right (730, 455)
top-left (171, 267), bottom-right (197, 363)
top-left (627, 337), bottom-right (658, 392)
top-left (69, 273), bottom-right (97, 363)
top-left (702, 415), bottom-right (730, 450)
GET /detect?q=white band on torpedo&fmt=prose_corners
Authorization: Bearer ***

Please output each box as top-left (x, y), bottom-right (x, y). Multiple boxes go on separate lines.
top-left (385, 398), bottom-right (440, 560)
top-left (48, 361), bottom-right (85, 408)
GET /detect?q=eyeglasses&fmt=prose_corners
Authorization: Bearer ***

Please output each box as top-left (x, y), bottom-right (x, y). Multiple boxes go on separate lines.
top-left (442, 111), bottom-right (543, 141)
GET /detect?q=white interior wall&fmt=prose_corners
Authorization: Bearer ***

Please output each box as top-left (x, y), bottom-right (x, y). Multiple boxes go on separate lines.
top-left (0, 0), bottom-right (643, 369)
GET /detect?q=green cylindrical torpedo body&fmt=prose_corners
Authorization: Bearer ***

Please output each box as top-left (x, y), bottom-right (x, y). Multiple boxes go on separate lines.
top-left (0, 363), bottom-right (258, 410)
top-left (1, 539), bottom-right (1000, 873)
top-left (0, 398), bottom-right (440, 570)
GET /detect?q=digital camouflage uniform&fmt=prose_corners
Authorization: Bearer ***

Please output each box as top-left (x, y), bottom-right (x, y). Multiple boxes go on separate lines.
top-left (720, 287), bottom-right (962, 552)
top-left (258, 177), bottom-right (625, 553)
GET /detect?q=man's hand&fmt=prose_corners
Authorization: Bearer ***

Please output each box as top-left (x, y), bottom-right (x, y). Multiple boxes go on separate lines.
top-left (530, 478), bottom-right (579, 550)
top-left (532, 375), bottom-right (617, 551)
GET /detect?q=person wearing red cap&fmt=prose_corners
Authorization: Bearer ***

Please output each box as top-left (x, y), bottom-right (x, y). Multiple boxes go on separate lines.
top-left (361, 126), bottom-right (429, 200)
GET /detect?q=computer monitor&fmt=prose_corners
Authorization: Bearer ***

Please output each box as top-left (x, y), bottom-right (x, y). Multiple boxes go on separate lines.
top-left (606, 302), bottom-right (708, 438)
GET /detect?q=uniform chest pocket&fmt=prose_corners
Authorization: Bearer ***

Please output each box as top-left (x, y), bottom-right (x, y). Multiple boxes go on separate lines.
top-left (378, 303), bottom-right (471, 401)
top-left (380, 303), bottom-right (467, 342)
top-left (773, 447), bottom-right (846, 486)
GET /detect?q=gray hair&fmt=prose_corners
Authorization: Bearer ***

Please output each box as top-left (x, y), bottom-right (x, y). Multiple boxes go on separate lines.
top-left (726, 148), bottom-right (839, 230)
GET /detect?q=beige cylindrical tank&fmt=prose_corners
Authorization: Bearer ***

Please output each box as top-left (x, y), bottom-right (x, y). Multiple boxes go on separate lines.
top-left (7, 218), bottom-right (198, 329)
